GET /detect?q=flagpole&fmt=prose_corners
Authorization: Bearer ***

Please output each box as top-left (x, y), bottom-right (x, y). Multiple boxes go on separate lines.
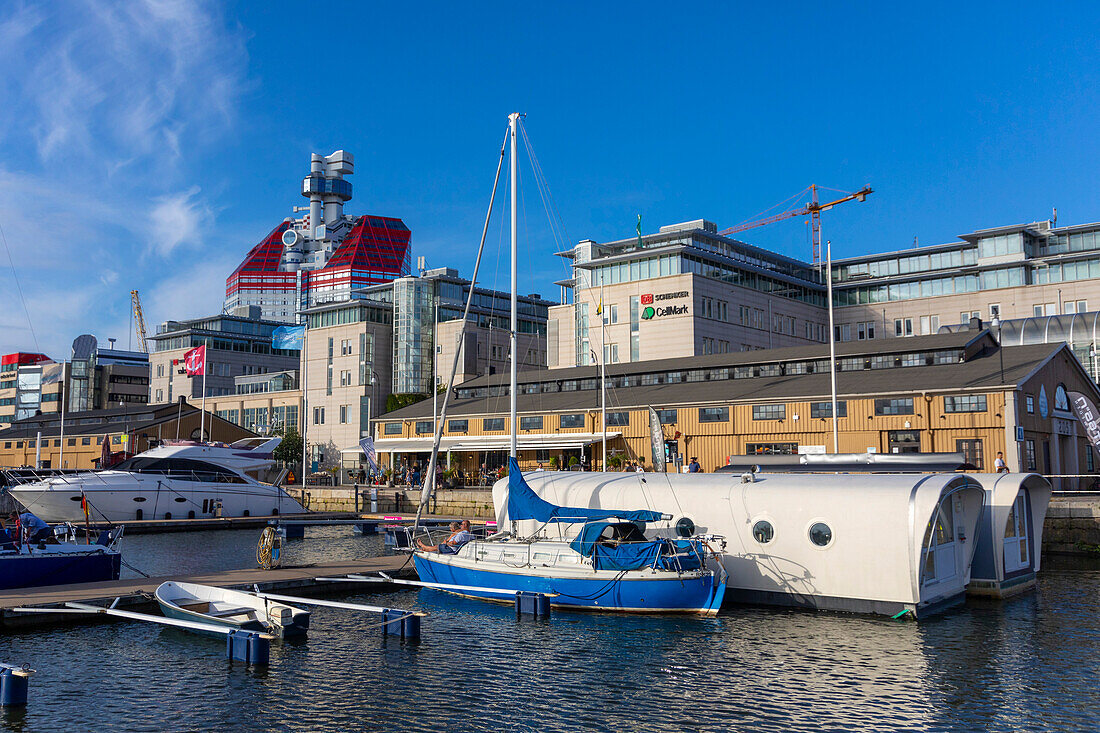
top-left (200, 339), bottom-right (208, 442)
top-left (59, 361), bottom-right (66, 469)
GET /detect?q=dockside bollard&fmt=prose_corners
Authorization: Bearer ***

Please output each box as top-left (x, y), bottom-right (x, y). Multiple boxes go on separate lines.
top-left (226, 630), bottom-right (270, 666)
top-left (0, 664), bottom-right (32, 706)
top-left (515, 591), bottom-right (551, 618)
top-left (381, 609), bottom-right (421, 639)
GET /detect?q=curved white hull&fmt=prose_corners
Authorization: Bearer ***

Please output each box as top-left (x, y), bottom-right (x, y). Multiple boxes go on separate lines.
top-left (9, 474), bottom-right (306, 522)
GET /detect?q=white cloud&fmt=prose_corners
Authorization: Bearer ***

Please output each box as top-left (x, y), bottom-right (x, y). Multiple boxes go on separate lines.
top-left (0, 0), bottom-right (251, 356)
top-left (148, 187), bottom-right (214, 256)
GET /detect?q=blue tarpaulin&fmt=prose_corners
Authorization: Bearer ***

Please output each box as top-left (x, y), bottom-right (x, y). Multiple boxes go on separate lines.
top-left (505, 458), bottom-right (663, 524)
top-left (568, 522), bottom-right (664, 570)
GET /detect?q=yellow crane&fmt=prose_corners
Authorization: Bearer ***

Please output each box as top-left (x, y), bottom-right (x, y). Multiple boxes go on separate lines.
top-left (130, 289), bottom-right (148, 353)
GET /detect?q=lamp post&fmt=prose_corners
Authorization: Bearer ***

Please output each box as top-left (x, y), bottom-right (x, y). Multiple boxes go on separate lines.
top-left (1091, 343), bottom-right (1098, 385)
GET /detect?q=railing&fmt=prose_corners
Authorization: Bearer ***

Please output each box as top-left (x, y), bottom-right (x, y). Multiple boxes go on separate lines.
top-left (1, 468), bottom-right (249, 488)
top-left (1041, 475), bottom-right (1100, 493)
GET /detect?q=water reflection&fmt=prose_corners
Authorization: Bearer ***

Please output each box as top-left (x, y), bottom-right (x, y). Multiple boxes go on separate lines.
top-left (1, 531), bottom-right (1099, 731)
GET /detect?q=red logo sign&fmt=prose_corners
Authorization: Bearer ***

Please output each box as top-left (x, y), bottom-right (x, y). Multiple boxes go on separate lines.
top-left (640, 294), bottom-right (654, 305)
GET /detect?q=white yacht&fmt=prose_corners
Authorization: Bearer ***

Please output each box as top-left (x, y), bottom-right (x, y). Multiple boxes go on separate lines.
top-left (7, 438), bottom-right (306, 522)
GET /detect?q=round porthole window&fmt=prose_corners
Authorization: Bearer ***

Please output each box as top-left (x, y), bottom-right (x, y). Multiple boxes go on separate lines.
top-left (752, 520), bottom-right (774, 544)
top-left (808, 522), bottom-right (833, 547)
top-left (675, 517), bottom-right (696, 537)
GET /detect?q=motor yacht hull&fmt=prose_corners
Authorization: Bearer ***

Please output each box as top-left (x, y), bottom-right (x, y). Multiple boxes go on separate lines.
top-left (9, 476), bottom-right (305, 523)
top-left (413, 550), bottom-right (725, 615)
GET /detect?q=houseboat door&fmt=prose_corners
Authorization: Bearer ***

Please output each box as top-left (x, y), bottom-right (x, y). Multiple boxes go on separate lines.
top-left (921, 492), bottom-right (967, 586)
top-left (1003, 492), bottom-right (1030, 573)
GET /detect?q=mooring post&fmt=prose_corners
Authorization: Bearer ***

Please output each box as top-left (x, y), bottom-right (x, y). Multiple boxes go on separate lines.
top-left (0, 664), bottom-right (32, 706)
top-left (515, 591), bottom-right (551, 619)
top-left (226, 630), bottom-right (270, 666)
top-left (381, 609), bottom-right (421, 639)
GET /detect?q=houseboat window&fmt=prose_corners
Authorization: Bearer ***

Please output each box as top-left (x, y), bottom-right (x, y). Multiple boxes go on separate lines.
top-left (559, 414), bottom-right (584, 428)
top-left (384, 423), bottom-right (402, 435)
top-left (752, 520), bottom-right (774, 544)
top-left (808, 522), bottom-right (832, 547)
top-left (675, 517), bottom-right (696, 537)
top-left (606, 412), bottom-right (630, 426)
top-left (483, 418), bottom-right (505, 431)
top-left (520, 416), bottom-right (543, 431)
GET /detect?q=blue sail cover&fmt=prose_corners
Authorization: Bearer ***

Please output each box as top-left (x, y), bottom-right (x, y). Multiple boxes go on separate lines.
top-left (505, 458), bottom-right (663, 524)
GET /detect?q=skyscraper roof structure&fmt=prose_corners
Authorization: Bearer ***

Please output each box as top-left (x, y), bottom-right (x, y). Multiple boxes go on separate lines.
top-left (224, 151), bottom-right (411, 322)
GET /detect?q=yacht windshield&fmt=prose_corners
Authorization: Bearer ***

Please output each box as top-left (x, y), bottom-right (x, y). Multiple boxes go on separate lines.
top-left (108, 457), bottom-right (246, 483)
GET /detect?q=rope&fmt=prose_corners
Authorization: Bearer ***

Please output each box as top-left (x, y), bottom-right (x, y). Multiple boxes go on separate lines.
top-left (257, 526), bottom-right (280, 570)
top-left (121, 559), bottom-right (150, 578)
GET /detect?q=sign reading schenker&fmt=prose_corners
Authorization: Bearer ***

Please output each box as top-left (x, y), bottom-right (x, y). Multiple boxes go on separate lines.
top-left (641, 290), bottom-right (689, 319)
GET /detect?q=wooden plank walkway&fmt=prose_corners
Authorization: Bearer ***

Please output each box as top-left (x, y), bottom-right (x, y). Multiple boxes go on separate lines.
top-left (0, 555), bottom-right (417, 631)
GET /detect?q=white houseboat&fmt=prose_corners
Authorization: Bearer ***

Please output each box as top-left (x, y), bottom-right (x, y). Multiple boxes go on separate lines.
top-left (496, 471), bottom-right (986, 618)
top-left (967, 473), bottom-right (1052, 598)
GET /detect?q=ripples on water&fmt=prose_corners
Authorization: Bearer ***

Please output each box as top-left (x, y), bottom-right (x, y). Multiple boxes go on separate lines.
top-left (1, 529), bottom-right (1099, 732)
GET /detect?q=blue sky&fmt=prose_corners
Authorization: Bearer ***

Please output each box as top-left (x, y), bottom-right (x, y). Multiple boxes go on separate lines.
top-left (1, 1), bottom-right (1099, 358)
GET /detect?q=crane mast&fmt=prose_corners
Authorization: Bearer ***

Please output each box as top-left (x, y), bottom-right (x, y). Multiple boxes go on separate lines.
top-left (130, 289), bottom-right (148, 353)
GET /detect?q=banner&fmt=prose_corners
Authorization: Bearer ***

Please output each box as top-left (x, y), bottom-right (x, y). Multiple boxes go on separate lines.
top-left (183, 345), bottom-right (206, 376)
top-left (1069, 391), bottom-right (1100, 453)
top-left (648, 406), bottom-right (666, 474)
top-left (359, 436), bottom-right (379, 472)
top-left (272, 325), bottom-right (306, 350)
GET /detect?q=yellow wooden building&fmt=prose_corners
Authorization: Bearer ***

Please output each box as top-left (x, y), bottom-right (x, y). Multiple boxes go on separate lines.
top-left (366, 327), bottom-right (1100, 486)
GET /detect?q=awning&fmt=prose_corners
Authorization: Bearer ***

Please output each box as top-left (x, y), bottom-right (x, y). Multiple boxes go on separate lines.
top-left (340, 432), bottom-right (621, 455)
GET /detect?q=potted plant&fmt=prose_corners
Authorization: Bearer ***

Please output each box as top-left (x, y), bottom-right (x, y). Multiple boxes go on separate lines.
top-left (568, 455), bottom-right (579, 469)
top-left (383, 468), bottom-right (394, 487)
top-left (549, 455), bottom-right (560, 471)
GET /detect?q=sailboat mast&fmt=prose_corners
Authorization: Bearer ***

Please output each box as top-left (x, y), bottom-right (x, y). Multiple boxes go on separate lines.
top-left (600, 275), bottom-right (606, 471)
top-left (509, 112), bottom-right (519, 460)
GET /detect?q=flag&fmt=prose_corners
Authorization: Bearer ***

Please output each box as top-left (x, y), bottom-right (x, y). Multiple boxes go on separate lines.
top-left (183, 345), bottom-right (206, 376)
top-left (1070, 391), bottom-right (1100, 454)
top-left (648, 406), bottom-right (666, 474)
top-left (359, 436), bottom-right (379, 472)
top-left (272, 325), bottom-right (306, 350)
top-left (596, 296), bottom-right (602, 316)
top-left (636, 214), bottom-right (643, 248)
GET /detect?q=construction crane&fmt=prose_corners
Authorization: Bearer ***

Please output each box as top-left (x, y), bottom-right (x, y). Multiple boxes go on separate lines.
top-left (720, 184), bottom-right (873, 268)
top-left (130, 289), bottom-right (148, 353)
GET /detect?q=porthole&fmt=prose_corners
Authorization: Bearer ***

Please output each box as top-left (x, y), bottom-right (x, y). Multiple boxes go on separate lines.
top-left (132, 497), bottom-right (147, 503)
top-left (808, 522), bottom-right (833, 547)
top-left (69, 496), bottom-right (83, 502)
top-left (675, 517), bottom-right (695, 537)
top-left (163, 513), bottom-right (172, 520)
top-left (752, 520), bottom-right (774, 544)
top-left (173, 497), bottom-right (187, 503)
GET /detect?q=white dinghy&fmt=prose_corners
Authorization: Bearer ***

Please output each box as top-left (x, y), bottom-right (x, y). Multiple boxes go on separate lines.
top-left (155, 581), bottom-right (310, 638)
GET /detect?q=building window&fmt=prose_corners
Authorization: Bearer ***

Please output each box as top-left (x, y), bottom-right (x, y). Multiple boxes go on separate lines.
top-left (340, 370), bottom-right (352, 386)
top-left (752, 404), bottom-right (785, 421)
top-left (810, 401), bottom-right (847, 418)
top-left (746, 442), bottom-right (797, 455)
top-left (341, 338), bottom-right (352, 355)
top-left (415, 421), bottom-right (433, 434)
top-left (82, 438), bottom-right (90, 445)
top-left (483, 418), bottom-right (505, 431)
top-left (339, 405), bottom-right (349, 424)
top-left (698, 407), bottom-right (729, 423)
top-left (1025, 439), bottom-right (1037, 472)
top-left (889, 430), bottom-right (921, 453)
top-left (857, 321), bottom-right (875, 340)
top-left (520, 416), bottom-right (543, 431)
top-left (155, 389), bottom-right (163, 402)
top-left (1026, 395), bottom-right (1035, 414)
top-left (385, 422), bottom-right (402, 435)
top-left (559, 414), bottom-right (584, 429)
top-left (894, 318), bottom-right (914, 337)
top-left (656, 409), bottom-right (677, 425)
top-left (606, 412), bottom-right (630, 426)
top-left (957, 439), bottom-right (984, 470)
top-left (945, 395), bottom-right (987, 413)
top-left (313, 407), bottom-right (325, 425)
top-left (875, 398), bottom-right (914, 416)
top-left (448, 419), bottom-right (469, 433)
top-left (602, 303), bottom-right (618, 325)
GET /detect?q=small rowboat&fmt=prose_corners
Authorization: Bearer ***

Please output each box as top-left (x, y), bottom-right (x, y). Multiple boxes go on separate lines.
top-left (155, 581), bottom-right (310, 638)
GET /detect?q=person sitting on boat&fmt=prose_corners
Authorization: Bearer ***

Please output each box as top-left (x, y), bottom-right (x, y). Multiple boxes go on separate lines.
top-left (417, 520), bottom-right (474, 555)
top-left (5, 511), bottom-right (52, 543)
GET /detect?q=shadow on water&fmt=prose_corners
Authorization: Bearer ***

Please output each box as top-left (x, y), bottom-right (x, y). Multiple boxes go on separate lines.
top-left (2, 528), bottom-right (1100, 731)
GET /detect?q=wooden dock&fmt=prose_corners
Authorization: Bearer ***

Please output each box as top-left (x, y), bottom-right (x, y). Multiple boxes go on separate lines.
top-left (0, 555), bottom-right (418, 631)
top-left (78, 511), bottom-right (488, 534)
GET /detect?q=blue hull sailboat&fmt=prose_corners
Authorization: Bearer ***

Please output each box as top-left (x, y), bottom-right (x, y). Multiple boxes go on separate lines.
top-left (412, 459), bottom-right (727, 615)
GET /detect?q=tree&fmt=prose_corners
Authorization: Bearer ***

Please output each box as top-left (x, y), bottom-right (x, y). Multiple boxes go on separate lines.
top-left (273, 426), bottom-right (303, 465)
top-left (385, 393), bottom-right (429, 412)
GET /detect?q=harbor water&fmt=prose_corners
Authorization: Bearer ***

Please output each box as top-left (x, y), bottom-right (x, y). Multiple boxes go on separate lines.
top-left (2, 529), bottom-right (1099, 732)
